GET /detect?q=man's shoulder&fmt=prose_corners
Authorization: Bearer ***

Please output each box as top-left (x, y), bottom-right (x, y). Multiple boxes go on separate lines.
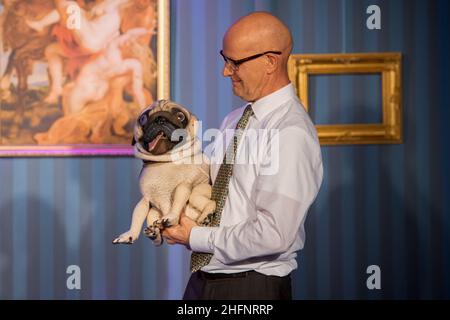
top-left (254, 99), bottom-right (319, 148)
top-left (268, 100), bottom-right (316, 132)
top-left (228, 105), bottom-right (247, 119)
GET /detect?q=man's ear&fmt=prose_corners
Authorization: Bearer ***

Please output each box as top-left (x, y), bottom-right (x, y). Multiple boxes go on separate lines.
top-left (265, 54), bottom-right (278, 74)
top-left (131, 137), bottom-right (136, 146)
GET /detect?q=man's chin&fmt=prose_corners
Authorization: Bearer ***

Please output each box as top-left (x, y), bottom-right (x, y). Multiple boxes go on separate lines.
top-left (232, 86), bottom-right (246, 100)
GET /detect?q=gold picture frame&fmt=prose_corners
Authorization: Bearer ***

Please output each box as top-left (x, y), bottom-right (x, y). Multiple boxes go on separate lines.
top-left (0, 0), bottom-right (170, 156)
top-left (288, 52), bottom-right (402, 145)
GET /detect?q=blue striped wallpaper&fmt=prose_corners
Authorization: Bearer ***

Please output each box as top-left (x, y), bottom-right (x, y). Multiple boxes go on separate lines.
top-left (0, 0), bottom-right (449, 299)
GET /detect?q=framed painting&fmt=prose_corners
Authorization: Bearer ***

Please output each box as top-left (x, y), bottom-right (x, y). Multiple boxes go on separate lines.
top-left (288, 52), bottom-right (402, 145)
top-left (0, 0), bottom-right (170, 156)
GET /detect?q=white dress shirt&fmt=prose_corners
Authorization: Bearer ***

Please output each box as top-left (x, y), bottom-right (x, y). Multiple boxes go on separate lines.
top-left (189, 83), bottom-right (323, 276)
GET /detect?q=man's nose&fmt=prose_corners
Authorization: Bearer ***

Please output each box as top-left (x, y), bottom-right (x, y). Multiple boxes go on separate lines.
top-left (222, 64), bottom-right (233, 77)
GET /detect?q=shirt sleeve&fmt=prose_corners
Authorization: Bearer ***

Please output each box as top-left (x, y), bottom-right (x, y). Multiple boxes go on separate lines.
top-left (189, 126), bottom-right (324, 263)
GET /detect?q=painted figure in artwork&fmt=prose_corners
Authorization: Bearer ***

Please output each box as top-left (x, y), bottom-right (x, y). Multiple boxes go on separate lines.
top-left (0, 0), bottom-right (157, 145)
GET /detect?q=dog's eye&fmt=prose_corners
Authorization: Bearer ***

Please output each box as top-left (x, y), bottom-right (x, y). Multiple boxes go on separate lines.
top-left (139, 114), bottom-right (148, 126)
top-left (176, 112), bottom-right (185, 122)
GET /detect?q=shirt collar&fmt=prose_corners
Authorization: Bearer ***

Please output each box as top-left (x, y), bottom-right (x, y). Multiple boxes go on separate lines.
top-left (250, 83), bottom-right (297, 121)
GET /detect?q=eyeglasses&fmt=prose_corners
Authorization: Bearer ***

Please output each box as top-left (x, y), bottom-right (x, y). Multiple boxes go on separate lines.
top-left (220, 50), bottom-right (282, 71)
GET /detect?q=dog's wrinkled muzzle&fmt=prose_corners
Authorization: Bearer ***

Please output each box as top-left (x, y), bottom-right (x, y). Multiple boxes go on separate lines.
top-left (143, 119), bottom-right (177, 143)
top-left (140, 117), bottom-right (188, 153)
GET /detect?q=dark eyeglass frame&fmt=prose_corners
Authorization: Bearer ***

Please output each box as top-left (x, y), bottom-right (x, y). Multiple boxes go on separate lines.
top-left (220, 50), bottom-right (282, 70)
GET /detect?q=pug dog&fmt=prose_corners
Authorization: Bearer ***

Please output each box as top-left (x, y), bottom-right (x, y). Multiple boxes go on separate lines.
top-left (113, 99), bottom-right (216, 245)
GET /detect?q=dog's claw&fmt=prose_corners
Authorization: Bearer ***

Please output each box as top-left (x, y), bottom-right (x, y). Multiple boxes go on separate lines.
top-left (144, 224), bottom-right (164, 246)
top-left (144, 226), bottom-right (159, 240)
top-left (153, 220), bottom-right (162, 229)
top-left (161, 218), bottom-right (172, 228)
top-left (153, 218), bottom-right (174, 229)
top-left (201, 213), bottom-right (214, 226)
top-left (112, 231), bottom-right (137, 244)
top-left (112, 237), bottom-right (131, 244)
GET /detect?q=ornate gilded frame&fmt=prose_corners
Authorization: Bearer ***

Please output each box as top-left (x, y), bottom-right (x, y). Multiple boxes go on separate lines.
top-left (156, 0), bottom-right (170, 101)
top-left (0, 0), bottom-right (170, 157)
top-left (288, 52), bottom-right (402, 145)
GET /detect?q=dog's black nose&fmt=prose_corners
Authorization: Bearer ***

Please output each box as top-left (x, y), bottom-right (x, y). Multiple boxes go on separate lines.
top-left (155, 116), bottom-right (166, 125)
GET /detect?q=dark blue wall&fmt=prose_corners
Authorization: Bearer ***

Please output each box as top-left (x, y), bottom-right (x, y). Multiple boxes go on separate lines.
top-left (0, 0), bottom-right (449, 299)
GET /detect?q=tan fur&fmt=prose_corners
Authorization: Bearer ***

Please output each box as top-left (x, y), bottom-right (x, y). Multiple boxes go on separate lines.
top-left (113, 100), bottom-right (216, 246)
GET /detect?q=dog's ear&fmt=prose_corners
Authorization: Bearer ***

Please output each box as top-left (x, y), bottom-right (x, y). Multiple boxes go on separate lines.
top-left (131, 137), bottom-right (136, 146)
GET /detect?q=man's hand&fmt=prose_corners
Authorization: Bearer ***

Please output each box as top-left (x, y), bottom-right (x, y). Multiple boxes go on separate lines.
top-left (162, 212), bottom-right (198, 246)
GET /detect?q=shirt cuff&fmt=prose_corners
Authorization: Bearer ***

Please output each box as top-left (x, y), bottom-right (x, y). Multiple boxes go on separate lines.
top-left (189, 226), bottom-right (216, 254)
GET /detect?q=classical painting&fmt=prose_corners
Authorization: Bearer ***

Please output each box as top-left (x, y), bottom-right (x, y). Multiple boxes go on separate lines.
top-left (0, 0), bottom-right (170, 156)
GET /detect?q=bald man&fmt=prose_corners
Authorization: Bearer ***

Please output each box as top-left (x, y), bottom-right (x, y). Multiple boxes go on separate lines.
top-left (162, 12), bottom-right (323, 300)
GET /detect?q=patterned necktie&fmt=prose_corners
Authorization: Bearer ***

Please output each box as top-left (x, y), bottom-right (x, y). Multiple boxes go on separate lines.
top-left (190, 104), bottom-right (254, 273)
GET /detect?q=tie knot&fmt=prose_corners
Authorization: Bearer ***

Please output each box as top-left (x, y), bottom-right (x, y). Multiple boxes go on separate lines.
top-left (235, 104), bottom-right (253, 130)
top-left (243, 104), bottom-right (254, 118)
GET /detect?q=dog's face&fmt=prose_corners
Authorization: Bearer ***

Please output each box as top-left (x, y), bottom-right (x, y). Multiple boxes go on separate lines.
top-left (134, 100), bottom-right (196, 155)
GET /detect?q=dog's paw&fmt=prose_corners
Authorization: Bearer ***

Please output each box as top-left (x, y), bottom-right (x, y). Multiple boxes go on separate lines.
top-left (161, 218), bottom-right (173, 228)
top-left (112, 231), bottom-right (138, 245)
top-left (143, 225), bottom-right (160, 240)
top-left (143, 226), bottom-right (163, 246)
top-left (200, 213), bottom-right (214, 226)
top-left (153, 234), bottom-right (163, 246)
top-left (155, 215), bottom-right (179, 229)
top-left (153, 218), bottom-right (171, 229)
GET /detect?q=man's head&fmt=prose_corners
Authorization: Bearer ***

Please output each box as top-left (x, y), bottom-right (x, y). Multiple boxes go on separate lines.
top-left (221, 12), bottom-right (293, 102)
